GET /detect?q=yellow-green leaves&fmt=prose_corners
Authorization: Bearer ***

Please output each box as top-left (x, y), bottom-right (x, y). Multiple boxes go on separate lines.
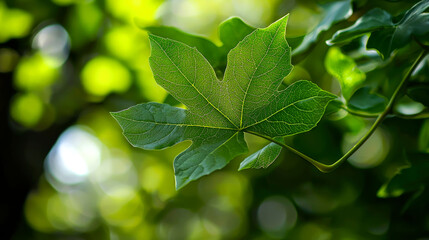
top-left (113, 15), bottom-right (336, 189)
top-left (325, 48), bottom-right (388, 114)
top-left (325, 47), bottom-right (365, 99)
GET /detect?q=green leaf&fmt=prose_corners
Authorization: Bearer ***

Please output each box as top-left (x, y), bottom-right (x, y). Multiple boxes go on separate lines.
top-left (221, 15), bottom-right (294, 126)
top-left (381, 15), bottom-right (429, 55)
top-left (287, 35), bottom-right (305, 50)
top-left (418, 119), bottom-right (429, 153)
top-left (329, 0), bottom-right (429, 58)
top-left (292, 0), bottom-right (352, 55)
top-left (366, 12), bottom-right (429, 59)
top-left (327, 8), bottom-right (394, 44)
top-left (418, 120), bottom-right (429, 152)
top-left (239, 138), bottom-right (284, 170)
top-left (407, 84), bottom-right (429, 106)
top-left (113, 15), bottom-right (336, 189)
top-left (144, 26), bottom-right (221, 67)
top-left (324, 99), bottom-right (346, 118)
top-left (347, 87), bottom-right (388, 113)
top-left (145, 17), bottom-right (256, 70)
top-left (411, 55), bottom-right (429, 82)
top-left (243, 80), bottom-right (336, 137)
top-left (325, 47), bottom-right (366, 99)
top-left (218, 17), bottom-right (255, 54)
top-left (111, 103), bottom-right (248, 189)
top-left (399, 0), bottom-right (429, 23)
top-left (145, 17), bottom-right (302, 71)
top-left (378, 152), bottom-right (429, 198)
top-left (218, 18), bottom-right (305, 64)
top-left (148, 34), bottom-right (235, 128)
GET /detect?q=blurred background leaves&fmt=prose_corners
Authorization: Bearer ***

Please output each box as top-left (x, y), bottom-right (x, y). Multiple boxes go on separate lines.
top-left (1, 0), bottom-right (428, 239)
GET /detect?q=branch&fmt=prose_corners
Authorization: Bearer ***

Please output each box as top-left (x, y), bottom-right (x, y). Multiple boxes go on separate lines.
top-left (247, 50), bottom-right (428, 173)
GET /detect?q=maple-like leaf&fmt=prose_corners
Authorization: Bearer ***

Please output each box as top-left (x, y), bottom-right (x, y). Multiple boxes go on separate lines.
top-left (112, 15), bottom-right (336, 189)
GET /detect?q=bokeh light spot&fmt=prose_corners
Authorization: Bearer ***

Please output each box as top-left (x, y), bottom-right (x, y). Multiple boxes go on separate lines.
top-left (106, 0), bottom-right (162, 24)
top-left (95, 153), bottom-right (139, 197)
top-left (137, 68), bottom-right (167, 102)
top-left (99, 187), bottom-right (144, 229)
top-left (257, 196), bottom-right (297, 237)
top-left (344, 128), bottom-right (389, 169)
top-left (14, 53), bottom-right (60, 91)
top-left (66, 1), bottom-right (103, 49)
top-left (158, 0), bottom-right (279, 36)
top-left (10, 93), bottom-right (44, 128)
top-left (394, 96), bottom-right (425, 115)
top-left (0, 2), bottom-right (33, 42)
top-left (24, 189), bottom-right (56, 233)
top-left (33, 24), bottom-right (70, 66)
top-left (46, 126), bottom-right (102, 185)
top-left (81, 56), bottom-right (131, 98)
top-left (46, 193), bottom-right (96, 231)
top-left (104, 25), bottom-right (146, 64)
top-left (140, 161), bottom-right (176, 200)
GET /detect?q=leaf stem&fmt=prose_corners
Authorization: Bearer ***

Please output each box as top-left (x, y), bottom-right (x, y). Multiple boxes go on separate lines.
top-left (247, 50), bottom-right (428, 173)
top-left (340, 106), bottom-right (379, 118)
top-left (343, 106), bottom-right (429, 119)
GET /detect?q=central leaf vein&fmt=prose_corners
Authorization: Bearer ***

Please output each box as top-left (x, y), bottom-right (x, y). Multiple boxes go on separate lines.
top-left (239, 23), bottom-right (283, 128)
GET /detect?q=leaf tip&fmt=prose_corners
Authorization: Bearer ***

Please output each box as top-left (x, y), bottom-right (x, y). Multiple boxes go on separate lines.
top-left (175, 176), bottom-right (190, 191)
top-left (147, 33), bottom-right (166, 46)
top-left (238, 162), bottom-right (250, 171)
top-left (264, 14), bottom-right (289, 34)
top-left (110, 111), bottom-right (120, 121)
top-left (276, 13), bottom-right (290, 28)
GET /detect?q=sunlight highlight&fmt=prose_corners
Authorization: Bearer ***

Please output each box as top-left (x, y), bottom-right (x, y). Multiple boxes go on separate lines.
top-left (46, 126), bottom-right (102, 185)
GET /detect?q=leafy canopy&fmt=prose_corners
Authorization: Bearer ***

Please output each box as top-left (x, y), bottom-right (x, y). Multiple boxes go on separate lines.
top-left (112, 15), bottom-right (336, 189)
top-left (328, 0), bottom-right (429, 58)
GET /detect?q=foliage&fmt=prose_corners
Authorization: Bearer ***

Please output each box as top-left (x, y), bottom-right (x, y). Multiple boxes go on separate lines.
top-left (113, 16), bottom-right (335, 189)
top-left (3, 0), bottom-right (429, 239)
top-left (328, 0), bottom-right (429, 58)
top-left (114, 0), bottom-right (429, 193)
